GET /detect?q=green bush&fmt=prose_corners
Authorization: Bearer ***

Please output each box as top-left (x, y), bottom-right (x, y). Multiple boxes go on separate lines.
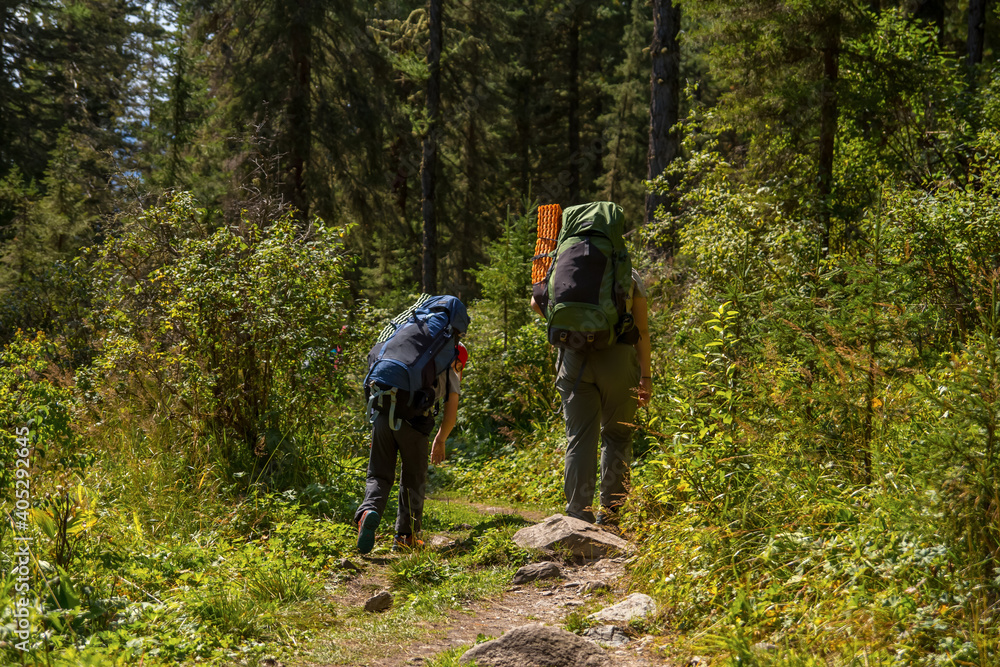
top-left (459, 318), bottom-right (558, 436)
top-left (87, 193), bottom-right (355, 468)
top-left (0, 331), bottom-right (76, 498)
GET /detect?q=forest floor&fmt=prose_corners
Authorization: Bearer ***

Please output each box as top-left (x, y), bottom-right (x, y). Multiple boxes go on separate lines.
top-left (281, 498), bottom-right (678, 667)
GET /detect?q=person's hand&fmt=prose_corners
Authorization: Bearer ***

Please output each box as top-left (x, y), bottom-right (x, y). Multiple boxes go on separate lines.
top-left (431, 436), bottom-right (446, 464)
top-left (637, 376), bottom-right (652, 407)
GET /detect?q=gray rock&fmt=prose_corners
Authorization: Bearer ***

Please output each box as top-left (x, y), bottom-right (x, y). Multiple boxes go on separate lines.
top-left (587, 593), bottom-right (656, 624)
top-left (512, 561), bottom-right (563, 585)
top-left (460, 623), bottom-right (609, 667)
top-left (579, 580), bottom-right (610, 595)
top-left (429, 534), bottom-right (453, 548)
top-left (338, 558), bottom-right (360, 572)
top-left (583, 625), bottom-right (630, 647)
top-left (364, 591), bottom-right (393, 612)
top-left (512, 515), bottom-right (633, 559)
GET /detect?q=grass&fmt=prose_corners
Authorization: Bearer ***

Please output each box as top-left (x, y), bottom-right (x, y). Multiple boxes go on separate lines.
top-left (423, 645), bottom-right (477, 667)
top-left (10, 363), bottom-right (999, 667)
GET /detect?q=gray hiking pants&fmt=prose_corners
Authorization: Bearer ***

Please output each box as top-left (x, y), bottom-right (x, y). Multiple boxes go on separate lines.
top-left (354, 412), bottom-right (430, 536)
top-left (556, 343), bottom-right (640, 523)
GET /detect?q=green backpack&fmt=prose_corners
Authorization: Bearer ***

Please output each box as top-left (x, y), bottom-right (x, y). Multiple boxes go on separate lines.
top-left (535, 201), bottom-right (636, 351)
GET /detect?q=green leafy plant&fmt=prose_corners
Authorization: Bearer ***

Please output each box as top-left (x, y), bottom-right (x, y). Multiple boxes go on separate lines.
top-left (32, 484), bottom-right (97, 568)
top-left (87, 193), bottom-right (354, 471)
top-left (0, 331), bottom-right (76, 496)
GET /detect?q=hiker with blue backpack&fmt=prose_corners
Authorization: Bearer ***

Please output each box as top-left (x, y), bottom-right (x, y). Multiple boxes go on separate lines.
top-left (354, 295), bottom-right (470, 554)
top-left (531, 201), bottom-right (651, 526)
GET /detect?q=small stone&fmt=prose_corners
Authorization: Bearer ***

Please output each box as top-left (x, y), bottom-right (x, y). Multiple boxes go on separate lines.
top-left (339, 558), bottom-right (360, 572)
top-left (753, 642), bottom-right (779, 653)
top-left (460, 623), bottom-right (610, 666)
top-left (584, 625), bottom-right (630, 647)
top-left (512, 561), bottom-right (563, 585)
top-left (364, 591), bottom-right (393, 612)
top-left (588, 593), bottom-right (656, 624)
top-left (429, 534), bottom-right (453, 548)
top-left (579, 580), bottom-right (610, 595)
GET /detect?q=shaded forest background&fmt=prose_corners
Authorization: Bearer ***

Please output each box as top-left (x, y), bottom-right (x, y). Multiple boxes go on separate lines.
top-left (4, 0), bottom-right (1000, 665)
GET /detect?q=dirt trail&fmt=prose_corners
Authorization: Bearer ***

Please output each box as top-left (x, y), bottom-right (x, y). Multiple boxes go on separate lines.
top-left (314, 500), bottom-right (674, 667)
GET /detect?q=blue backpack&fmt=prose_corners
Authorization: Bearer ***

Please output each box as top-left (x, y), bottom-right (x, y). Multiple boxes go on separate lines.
top-left (364, 295), bottom-right (470, 430)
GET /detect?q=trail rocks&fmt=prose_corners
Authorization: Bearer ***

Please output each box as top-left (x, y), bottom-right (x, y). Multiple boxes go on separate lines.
top-left (584, 625), bottom-right (630, 647)
top-left (587, 593), bottom-right (656, 624)
top-left (512, 561), bottom-right (563, 585)
top-left (512, 514), bottom-right (633, 559)
top-left (460, 623), bottom-right (610, 667)
top-left (579, 580), bottom-right (610, 595)
top-left (364, 591), bottom-right (393, 612)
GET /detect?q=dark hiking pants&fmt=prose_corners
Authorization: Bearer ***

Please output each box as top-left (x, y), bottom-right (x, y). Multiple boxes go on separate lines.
top-left (354, 412), bottom-right (430, 536)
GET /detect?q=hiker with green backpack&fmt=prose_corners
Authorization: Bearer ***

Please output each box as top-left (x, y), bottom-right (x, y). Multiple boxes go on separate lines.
top-left (531, 201), bottom-right (652, 526)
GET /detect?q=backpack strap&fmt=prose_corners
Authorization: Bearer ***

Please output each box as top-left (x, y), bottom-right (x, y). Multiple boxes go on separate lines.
top-left (367, 382), bottom-right (403, 431)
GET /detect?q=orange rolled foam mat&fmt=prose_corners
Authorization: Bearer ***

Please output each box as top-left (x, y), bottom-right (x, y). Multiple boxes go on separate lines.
top-left (531, 204), bottom-right (562, 284)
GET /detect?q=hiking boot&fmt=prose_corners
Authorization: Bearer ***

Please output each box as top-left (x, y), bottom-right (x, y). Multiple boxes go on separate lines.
top-left (356, 510), bottom-right (380, 554)
top-left (392, 533), bottom-right (424, 551)
top-left (595, 510), bottom-right (618, 527)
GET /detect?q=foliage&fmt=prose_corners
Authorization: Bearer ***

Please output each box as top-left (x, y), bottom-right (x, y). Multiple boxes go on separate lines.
top-left (86, 193), bottom-right (354, 467)
top-left (0, 332), bottom-right (76, 496)
top-left (4, 2), bottom-right (1000, 665)
top-left (878, 132), bottom-right (1000, 337)
top-left (912, 295), bottom-right (1000, 586)
top-left (630, 124), bottom-right (1000, 667)
top-left (448, 417), bottom-right (564, 508)
top-left (0, 476), bottom-right (358, 665)
top-left (638, 302), bottom-right (782, 529)
top-left (465, 525), bottom-right (533, 569)
top-left (466, 203), bottom-right (536, 349)
top-left (458, 318), bottom-right (558, 437)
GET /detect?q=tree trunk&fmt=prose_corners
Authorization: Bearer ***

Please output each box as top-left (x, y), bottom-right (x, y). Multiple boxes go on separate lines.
top-left (567, 14), bottom-right (580, 203)
top-left (421, 0), bottom-right (443, 293)
top-left (645, 0), bottom-right (681, 239)
top-left (287, 0), bottom-right (312, 222)
top-left (818, 14), bottom-right (840, 255)
top-left (968, 0), bottom-right (987, 68)
top-left (0, 2), bottom-right (8, 177)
